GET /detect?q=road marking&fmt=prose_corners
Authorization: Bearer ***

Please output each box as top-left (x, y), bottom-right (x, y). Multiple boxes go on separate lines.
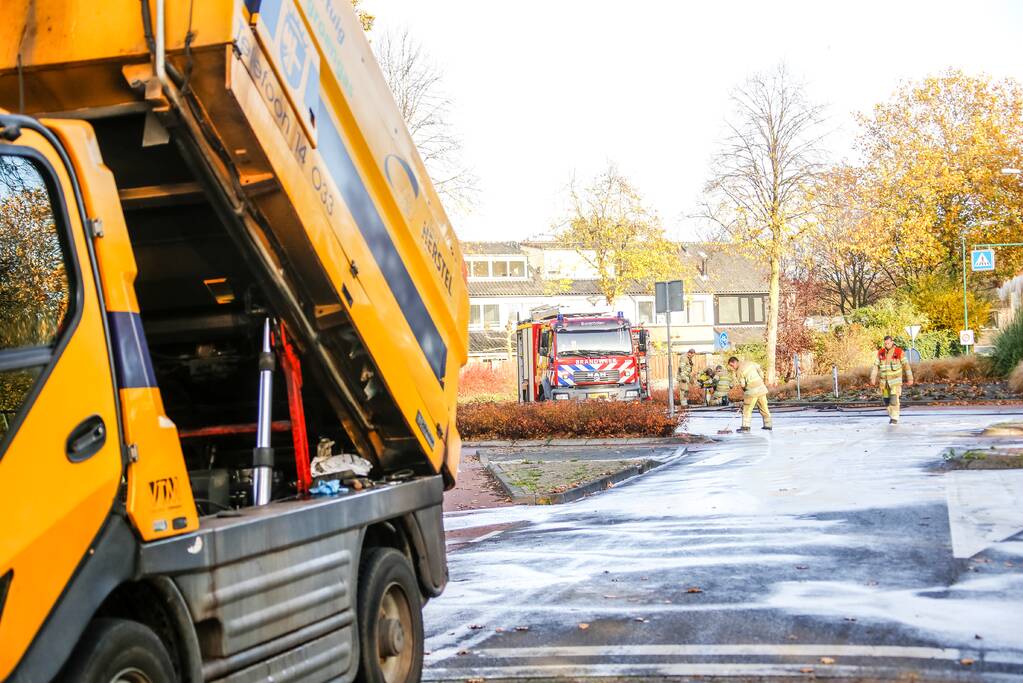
top-left (424, 662), bottom-right (1022, 681)
top-left (946, 470), bottom-right (1023, 558)
top-left (472, 643), bottom-right (965, 660)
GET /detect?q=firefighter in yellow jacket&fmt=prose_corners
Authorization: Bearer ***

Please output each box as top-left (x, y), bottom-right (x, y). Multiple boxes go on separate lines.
top-left (728, 356), bottom-right (771, 431)
top-left (676, 348), bottom-right (696, 404)
top-left (712, 365), bottom-right (732, 406)
top-left (870, 335), bottom-right (914, 424)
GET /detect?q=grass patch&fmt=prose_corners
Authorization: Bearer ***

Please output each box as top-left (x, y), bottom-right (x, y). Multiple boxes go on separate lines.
top-left (495, 459), bottom-right (648, 496)
top-left (942, 447), bottom-right (1023, 470)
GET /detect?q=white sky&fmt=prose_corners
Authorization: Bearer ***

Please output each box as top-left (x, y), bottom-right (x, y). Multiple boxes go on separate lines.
top-left (362, 0), bottom-right (1022, 242)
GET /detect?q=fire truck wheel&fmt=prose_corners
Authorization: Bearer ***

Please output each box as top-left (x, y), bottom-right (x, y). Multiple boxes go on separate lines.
top-left (58, 618), bottom-right (176, 683)
top-left (357, 547), bottom-right (424, 683)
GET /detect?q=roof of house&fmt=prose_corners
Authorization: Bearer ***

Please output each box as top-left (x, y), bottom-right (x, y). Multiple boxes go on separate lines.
top-left (461, 241), bottom-right (527, 256)
top-left (461, 241), bottom-right (769, 297)
top-left (468, 329), bottom-right (510, 355)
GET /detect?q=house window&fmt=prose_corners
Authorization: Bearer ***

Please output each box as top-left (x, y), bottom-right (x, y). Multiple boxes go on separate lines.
top-left (637, 301), bottom-right (654, 324)
top-left (716, 295), bottom-right (766, 324)
top-left (470, 260), bottom-right (489, 278)
top-left (469, 303), bottom-right (501, 329)
top-left (466, 257), bottom-right (527, 280)
top-left (687, 301), bottom-right (706, 324)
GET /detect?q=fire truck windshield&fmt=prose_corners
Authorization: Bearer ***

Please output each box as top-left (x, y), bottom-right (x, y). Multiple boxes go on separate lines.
top-left (556, 328), bottom-right (632, 357)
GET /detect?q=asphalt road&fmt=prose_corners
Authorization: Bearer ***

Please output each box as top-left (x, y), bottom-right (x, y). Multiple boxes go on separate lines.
top-left (425, 407), bottom-right (1023, 681)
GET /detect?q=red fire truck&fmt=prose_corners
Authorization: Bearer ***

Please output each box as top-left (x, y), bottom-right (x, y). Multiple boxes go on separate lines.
top-left (515, 308), bottom-right (650, 402)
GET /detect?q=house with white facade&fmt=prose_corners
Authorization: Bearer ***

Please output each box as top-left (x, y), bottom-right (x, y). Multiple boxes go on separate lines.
top-left (462, 241), bottom-right (769, 361)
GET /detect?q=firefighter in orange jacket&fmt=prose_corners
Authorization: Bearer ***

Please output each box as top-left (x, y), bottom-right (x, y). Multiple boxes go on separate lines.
top-left (870, 335), bottom-right (914, 424)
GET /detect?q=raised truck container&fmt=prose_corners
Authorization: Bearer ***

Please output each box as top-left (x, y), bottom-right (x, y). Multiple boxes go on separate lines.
top-left (0, 1), bottom-right (468, 681)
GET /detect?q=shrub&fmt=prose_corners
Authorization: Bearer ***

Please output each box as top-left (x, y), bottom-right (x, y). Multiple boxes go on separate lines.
top-left (911, 329), bottom-right (960, 360)
top-left (769, 355), bottom-right (997, 398)
top-left (458, 363), bottom-right (516, 401)
top-left (912, 355), bottom-right (993, 383)
top-left (992, 309), bottom-right (1023, 377)
top-left (909, 272), bottom-right (992, 333)
top-left (1009, 360), bottom-right (1023, 394)
top-left (813, 324), bottom-right (876, 373)
top-left (456, 399), bottom-right (683, 440)
top-left (847, 298), bottom-right (927, 344)
top-left (733, 343), bottom-right (768, 368)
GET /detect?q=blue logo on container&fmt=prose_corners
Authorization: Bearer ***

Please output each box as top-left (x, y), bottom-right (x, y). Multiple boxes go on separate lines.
top-left (280, 10), bottom-right (308, 89)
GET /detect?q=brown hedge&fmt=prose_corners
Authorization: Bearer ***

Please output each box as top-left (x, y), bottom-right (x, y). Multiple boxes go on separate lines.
top-left (457, 399), bottom-right (685, 440)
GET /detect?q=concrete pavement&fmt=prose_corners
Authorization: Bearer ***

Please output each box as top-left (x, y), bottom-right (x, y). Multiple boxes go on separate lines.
top-left (425, 407), bottom-right (1023, 680)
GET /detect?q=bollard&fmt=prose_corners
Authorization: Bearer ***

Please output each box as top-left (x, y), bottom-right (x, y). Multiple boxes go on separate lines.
top-left (794, 353), bottom-right (801, 401)
top-left (832, 364), bottom-right (839, 398)
top-left (253, 318), bottom-right (275, 506)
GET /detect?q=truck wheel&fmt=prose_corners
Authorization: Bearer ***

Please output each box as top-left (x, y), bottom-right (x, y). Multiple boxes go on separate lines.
top-left (58, 618), bottom-right (176, 683)
top-left (357, 547), bottom-right (424, 683)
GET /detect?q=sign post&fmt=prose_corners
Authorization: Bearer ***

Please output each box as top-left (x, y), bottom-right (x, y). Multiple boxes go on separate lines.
top-left (904, 324), bottom-right (921, 363)
top-left (656, 280), bottom-right (685, 418)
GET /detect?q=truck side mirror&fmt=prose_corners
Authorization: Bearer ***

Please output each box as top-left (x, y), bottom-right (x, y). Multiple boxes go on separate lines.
top-left (638, 329), bottom-right (649, 348)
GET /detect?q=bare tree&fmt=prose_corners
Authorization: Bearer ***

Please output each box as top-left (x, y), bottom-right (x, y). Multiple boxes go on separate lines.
top-left (373, 29), bottom-right (478, 212)
top-left (703, 65), bottom-right (827, 383)
top-left (800, 165), bottom-right (892, 314)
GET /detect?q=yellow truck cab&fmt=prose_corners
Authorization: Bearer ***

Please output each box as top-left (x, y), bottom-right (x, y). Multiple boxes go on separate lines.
top-left (0, 1), bottom-right (468, 681)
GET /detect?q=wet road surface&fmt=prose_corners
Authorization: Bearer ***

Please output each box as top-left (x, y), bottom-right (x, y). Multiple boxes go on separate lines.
top-left (425, 407), bottom-right (1023, 681)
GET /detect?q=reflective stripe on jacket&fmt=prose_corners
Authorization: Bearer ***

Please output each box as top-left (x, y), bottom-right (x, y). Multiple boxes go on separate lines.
top-left (713, 375), bottom-right (732, 397)
top-left (737, 361), bottom-right (768, 398)
top-left (871, 347), bottom-right (913, 386)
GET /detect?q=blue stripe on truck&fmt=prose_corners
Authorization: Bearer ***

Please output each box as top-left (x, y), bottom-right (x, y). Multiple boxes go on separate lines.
top-left (107, 311), bottom-right (158, 389)
top-left (317, 110), bottom-right (448, 383)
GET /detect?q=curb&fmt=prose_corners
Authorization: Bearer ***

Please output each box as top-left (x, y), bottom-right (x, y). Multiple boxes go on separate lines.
top-left (464, 436), bottom-right (694, 448)
top-left (481, 447), bottom-right (689, 505)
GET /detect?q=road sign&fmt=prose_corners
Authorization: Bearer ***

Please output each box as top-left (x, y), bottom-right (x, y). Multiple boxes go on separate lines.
top-left (960, 329), bottom-right (975, 346)
top-left (655, 280), bottom-right (685, 314)
top-left (904, 325), bottom-right (921, 341)
top-left (715, 331), bottom-right (729, 350)
top-left (971, 249), bottom-right (995, 272)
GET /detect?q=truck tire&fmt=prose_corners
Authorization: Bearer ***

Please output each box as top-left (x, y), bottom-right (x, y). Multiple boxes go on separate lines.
top-left (357, 547), bottom-right (424, 683)
top-left (58, 618), bottom-right (176, 683)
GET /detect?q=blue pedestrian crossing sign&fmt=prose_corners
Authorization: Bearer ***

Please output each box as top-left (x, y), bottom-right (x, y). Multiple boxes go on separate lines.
top-left (971, 249), bottom-right (995, 272)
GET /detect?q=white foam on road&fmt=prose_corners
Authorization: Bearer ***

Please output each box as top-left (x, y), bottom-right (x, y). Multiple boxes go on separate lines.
top-left (947, 470), bottom-right (1023, 558)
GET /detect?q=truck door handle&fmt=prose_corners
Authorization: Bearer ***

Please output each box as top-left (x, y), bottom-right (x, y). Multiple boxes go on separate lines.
top-left (66, 415), bottom-right (107, 462)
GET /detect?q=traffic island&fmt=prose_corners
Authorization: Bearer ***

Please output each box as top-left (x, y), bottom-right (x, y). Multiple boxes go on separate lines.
top-left (479, 444), bottom-right (688, 505)
top-left (942, 448), bottom-right (1023, 470)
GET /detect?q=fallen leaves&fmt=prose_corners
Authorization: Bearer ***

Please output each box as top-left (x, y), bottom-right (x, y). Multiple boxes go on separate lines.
top-left (514, 625), bottom-right (530, 632)
top-left (578, 623), bottom-right (590, 630)
top-left (457, 649), bottom-right (470, 656)
top-left (686, 587), bottom-right (703, 594)
top-left (799, 667), bottom-right (814, 674)
top-left (819, 656), bottom-right (836, 665)
top-left (960, 658), bottom-right (975, 666)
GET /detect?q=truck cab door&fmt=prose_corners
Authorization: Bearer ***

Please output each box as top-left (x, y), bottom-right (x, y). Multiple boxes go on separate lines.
top-left (0, 116), bottom-right (122, 680)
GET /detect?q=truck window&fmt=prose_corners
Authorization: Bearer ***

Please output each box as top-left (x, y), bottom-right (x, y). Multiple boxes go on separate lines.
top-left (539, 330), bottom-right (551, 356)
top-left (556, 328), bottom-right (632, 357)
top-left (0, 154), bottom-right (73, 442)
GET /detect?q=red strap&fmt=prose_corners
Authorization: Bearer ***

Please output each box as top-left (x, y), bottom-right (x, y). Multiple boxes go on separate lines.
top-left (279, 325), bottom-right (312, 497)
